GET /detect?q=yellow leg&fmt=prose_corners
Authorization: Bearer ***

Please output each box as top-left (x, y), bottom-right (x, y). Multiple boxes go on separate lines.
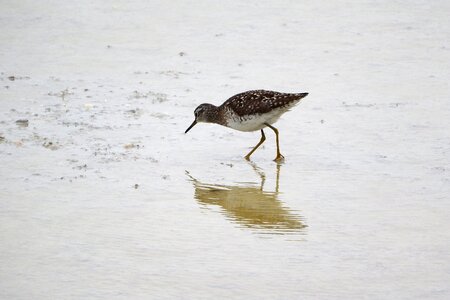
top-left (264, 123), bottom-right (285, 162)
top-left (244, 129), bottom-right (266, 160)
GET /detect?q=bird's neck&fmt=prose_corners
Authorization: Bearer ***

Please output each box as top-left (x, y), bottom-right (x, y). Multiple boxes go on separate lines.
top-left (204, 105), bottom-right (226, 125)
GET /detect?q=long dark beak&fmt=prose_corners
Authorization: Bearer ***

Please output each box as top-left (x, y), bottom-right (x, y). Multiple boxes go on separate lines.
top-left (185, 120), bottom-right (197, 134)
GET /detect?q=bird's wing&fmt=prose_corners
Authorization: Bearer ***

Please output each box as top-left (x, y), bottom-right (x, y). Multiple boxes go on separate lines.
top-left (220, 90), bottom-right (308, 116)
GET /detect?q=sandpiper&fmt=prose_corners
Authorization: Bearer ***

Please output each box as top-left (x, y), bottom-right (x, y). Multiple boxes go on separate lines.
top-left (185, 90), bottom-right (308, 161)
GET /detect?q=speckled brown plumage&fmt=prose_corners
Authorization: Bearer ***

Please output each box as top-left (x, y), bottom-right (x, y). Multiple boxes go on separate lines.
top-left (220, 90), bottom-right (308, 116)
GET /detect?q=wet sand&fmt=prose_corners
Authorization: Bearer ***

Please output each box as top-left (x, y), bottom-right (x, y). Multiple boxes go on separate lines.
top-left (1, 1), bottom-right (450, 299)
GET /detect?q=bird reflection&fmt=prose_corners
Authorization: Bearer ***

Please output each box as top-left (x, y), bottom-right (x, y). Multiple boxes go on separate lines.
top-left (187, 162), bottom-right (307, 235)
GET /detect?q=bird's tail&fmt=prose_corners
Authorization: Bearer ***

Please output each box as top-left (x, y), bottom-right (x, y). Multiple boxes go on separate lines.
top-left (297, 92), bottom-right (309, 99)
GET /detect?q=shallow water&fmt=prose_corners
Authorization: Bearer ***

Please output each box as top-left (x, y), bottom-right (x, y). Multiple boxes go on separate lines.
top-left (188, 163), bottom-right (307, 236)
top-left (1, 1), bottom-right (450, 299)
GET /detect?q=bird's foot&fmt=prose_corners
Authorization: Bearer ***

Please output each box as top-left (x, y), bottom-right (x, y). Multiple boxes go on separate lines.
top-left (273, 154), bottom-right (285, 163)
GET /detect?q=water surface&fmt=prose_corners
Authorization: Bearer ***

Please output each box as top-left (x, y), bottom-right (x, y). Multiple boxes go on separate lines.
top-left (1, 1), bottom-right (450, 299)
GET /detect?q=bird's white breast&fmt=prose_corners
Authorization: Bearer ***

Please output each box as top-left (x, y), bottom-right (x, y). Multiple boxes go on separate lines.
top-left (224, 106), bottom-right (291, 132)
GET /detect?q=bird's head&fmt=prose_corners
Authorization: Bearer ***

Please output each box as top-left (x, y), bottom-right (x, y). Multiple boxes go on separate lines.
top-left (185, 103), bottom-right (216, 133)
